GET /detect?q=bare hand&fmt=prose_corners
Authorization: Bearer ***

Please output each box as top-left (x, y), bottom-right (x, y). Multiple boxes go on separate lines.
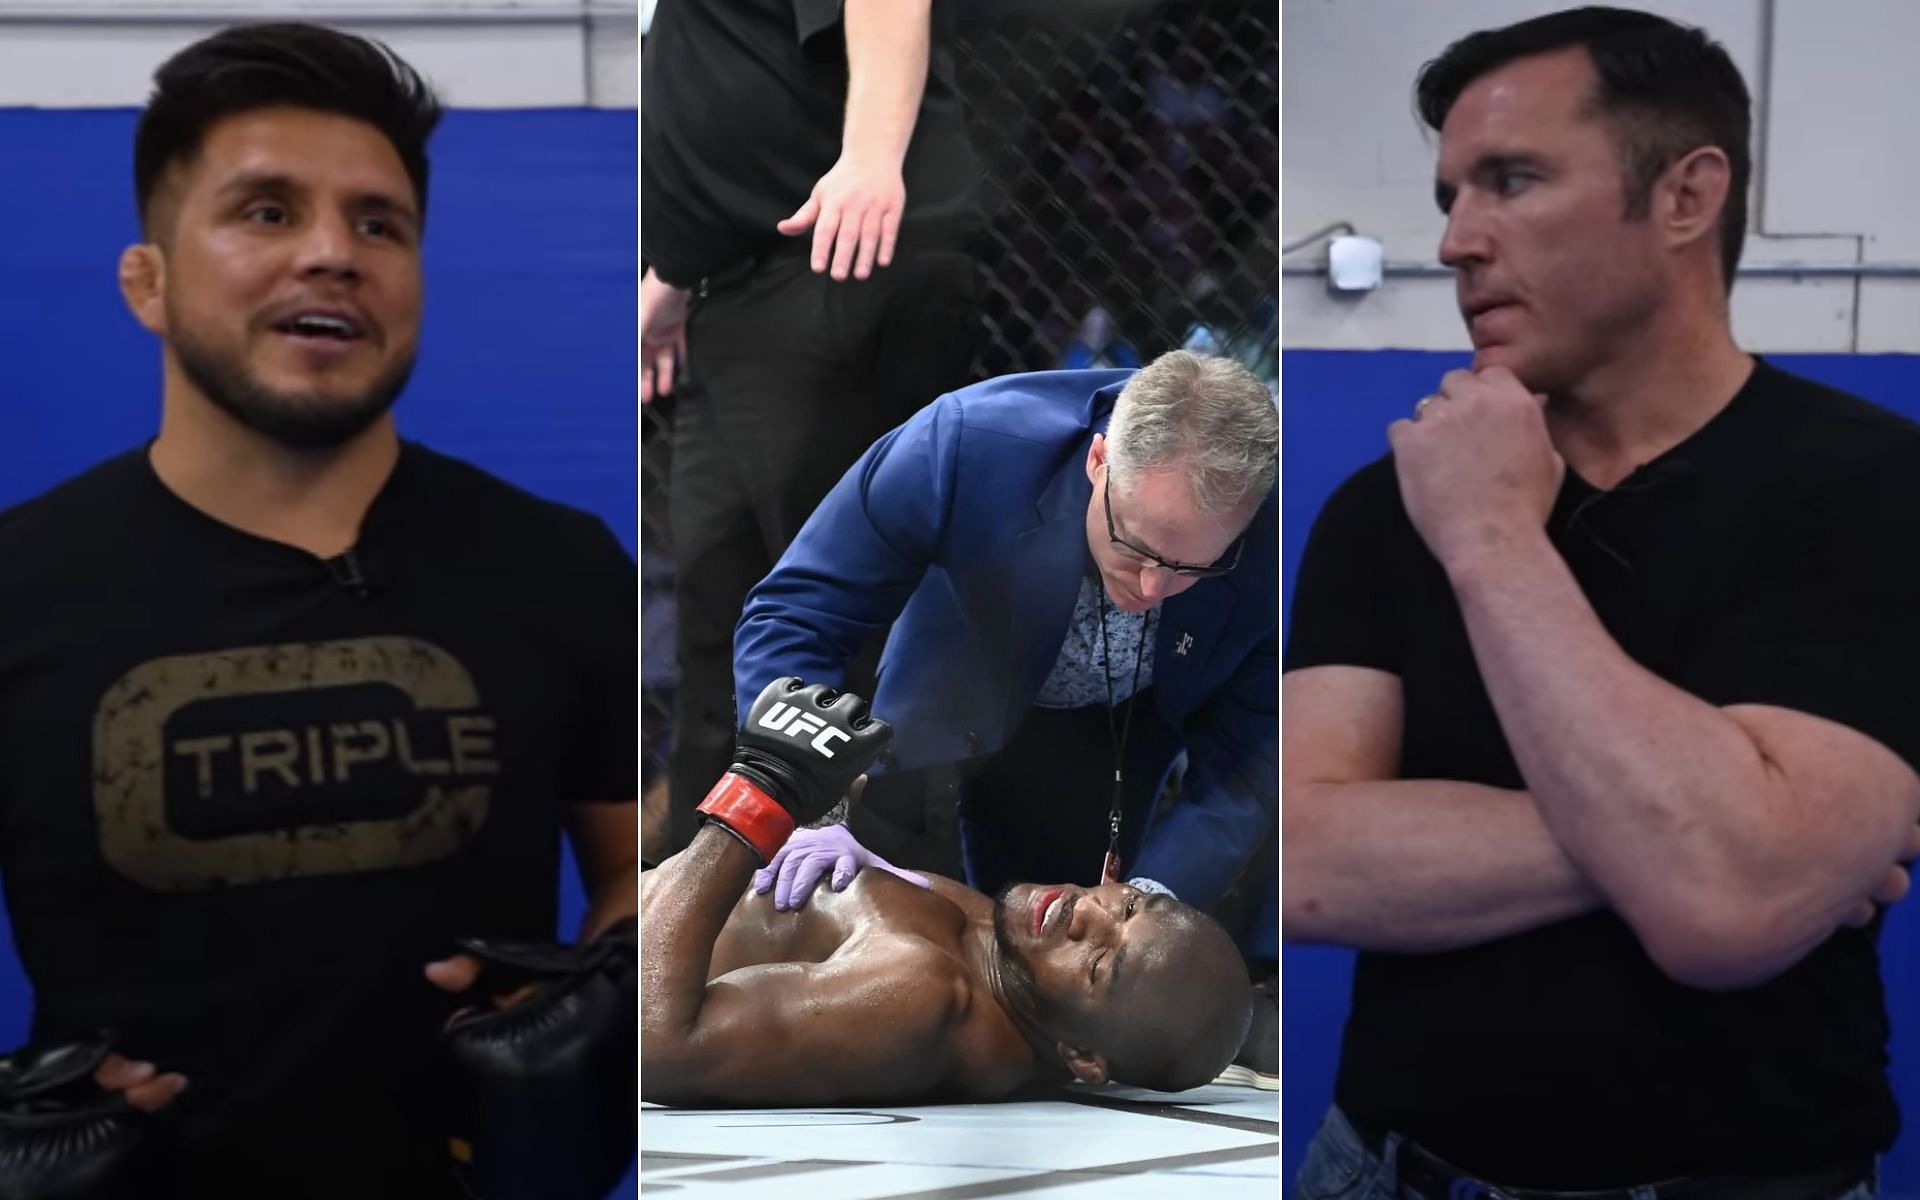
top-left (1388, 367), bottom-right (1565, 572)
top-left (1842, 823), bottom-right (1920, 927)
top-left (425, 953), bottom-right (538, 1028)
top-left (641, 267), bottom-right (691, 404)
top-left (776, 155), bottom-right (906, 281)
top-left (93, 1053), bottom-right (187, 1113)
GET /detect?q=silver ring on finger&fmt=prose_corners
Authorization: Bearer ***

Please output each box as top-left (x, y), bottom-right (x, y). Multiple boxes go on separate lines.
top-left (1413, 395), bottom-right (1438, 421)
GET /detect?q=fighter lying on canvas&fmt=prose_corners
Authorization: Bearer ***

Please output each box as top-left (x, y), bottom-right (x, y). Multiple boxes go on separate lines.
top-left (640, 680), bottom-right (1253, 1106)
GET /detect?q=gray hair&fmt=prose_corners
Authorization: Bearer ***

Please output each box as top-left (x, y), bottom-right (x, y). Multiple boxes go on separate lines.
top-left (1105, 351), bottom-right (1278, 515)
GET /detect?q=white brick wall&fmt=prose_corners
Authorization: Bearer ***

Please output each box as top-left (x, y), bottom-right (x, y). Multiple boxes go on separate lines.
top-left (0, 0), bottom-right (636, 107)
top-left (1282, 0), bottom-right (1920, 352)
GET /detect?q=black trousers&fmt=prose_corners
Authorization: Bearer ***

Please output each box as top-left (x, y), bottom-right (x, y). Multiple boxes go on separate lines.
top-left (666, 245), bottom-right (979, 852)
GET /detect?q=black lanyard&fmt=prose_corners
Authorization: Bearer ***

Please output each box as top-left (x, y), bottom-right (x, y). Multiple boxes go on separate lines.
top-left (1096, 588), bottom-right (1151, 884)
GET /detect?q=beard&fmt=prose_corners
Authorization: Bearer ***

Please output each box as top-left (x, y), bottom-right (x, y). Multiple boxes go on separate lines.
top-left (990, 884), bottom-right (1074, 1038)
top-left (174, 324), bottom-right (415, 451)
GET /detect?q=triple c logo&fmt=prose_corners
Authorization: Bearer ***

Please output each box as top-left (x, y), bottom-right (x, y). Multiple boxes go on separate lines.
top-left (755, 700), bottom-right (853, 758)
top-left (94, 637), bottom-right (495, 892)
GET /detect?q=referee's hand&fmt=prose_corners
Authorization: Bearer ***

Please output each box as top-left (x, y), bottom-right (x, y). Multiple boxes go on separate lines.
top-left (777, 153), bottom-right (906, 283)
top-left (641, 267), bottom-right (689, 405)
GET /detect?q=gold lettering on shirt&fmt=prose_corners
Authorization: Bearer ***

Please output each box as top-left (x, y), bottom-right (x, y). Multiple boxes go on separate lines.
top-left (93, 637), bottom-right (493, 892)
top-left (330, 719), bottom-right (391, 783)
top-left (448, 715), bottom-right (500, 776)
top-left (172, 734), bottom-right (232, 800)
top-left (239, 729), bottom-right (301, 792)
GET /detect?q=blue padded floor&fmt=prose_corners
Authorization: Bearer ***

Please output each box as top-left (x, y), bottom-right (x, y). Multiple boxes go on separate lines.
top-left (640, 1083), bottom-right (1279, 1198)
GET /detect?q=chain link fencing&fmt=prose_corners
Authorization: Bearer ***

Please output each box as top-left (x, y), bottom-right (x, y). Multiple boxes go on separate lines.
top-left (641, 1), bottom-right (1277, 843)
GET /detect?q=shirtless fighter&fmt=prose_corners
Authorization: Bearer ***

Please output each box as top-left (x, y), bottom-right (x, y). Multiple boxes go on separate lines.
top-left (642, 679), bottom-right (1255, 1106)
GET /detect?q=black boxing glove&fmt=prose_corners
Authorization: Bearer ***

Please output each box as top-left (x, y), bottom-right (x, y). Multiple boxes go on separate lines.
top-left (443, 917), bottom-right (636, 1200)
top-left (696, 678), bottom-right (892, 862)
top-left (0, 1035), bottom-right (160, 1200)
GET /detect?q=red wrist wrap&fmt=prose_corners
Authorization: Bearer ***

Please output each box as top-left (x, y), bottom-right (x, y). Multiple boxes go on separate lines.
top-left (696, 774), bottom-right (795, 864)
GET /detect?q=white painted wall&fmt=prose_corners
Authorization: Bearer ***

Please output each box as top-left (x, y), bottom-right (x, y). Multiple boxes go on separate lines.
top-left (0, 0), bottom-right (637, 107)
top-left (1282, 0), bottom-right (1920, 353)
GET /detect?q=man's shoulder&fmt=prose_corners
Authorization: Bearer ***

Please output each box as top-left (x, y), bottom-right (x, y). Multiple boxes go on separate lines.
top-left (1306, 453), bottom-right (1403, 530)
top-left (1749, 362), bottom-right (1920, 465)
top-left (854, 931), bottom-right (1038, 1098)
top-left (938, 368), bottom-right (1133, 445)
top-left (0, 449), bottom-right (149, 559)
top-left (1331, 453), bottom-right (1401, 496)
top-left (835, 930), bottom-right (974, 1032)
top-left (886, 934), bottom-right (975, 992)
top-left (400, 443), bottom-right (623, 556)
top-left (840, 885), bottom-right (976, 1010)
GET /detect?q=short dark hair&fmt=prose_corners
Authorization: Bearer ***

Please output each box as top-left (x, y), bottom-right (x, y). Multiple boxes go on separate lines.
top-left (1415, 6), bottom-right (1751, 293)
top-left (134, 23), bottom-right (443, 237)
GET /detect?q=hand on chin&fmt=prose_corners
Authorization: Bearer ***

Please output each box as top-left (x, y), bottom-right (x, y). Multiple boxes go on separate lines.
top-left (1470, 339), bottom-right (1513, 374)
top-left (1471, 345), bottom-right (1544, 395)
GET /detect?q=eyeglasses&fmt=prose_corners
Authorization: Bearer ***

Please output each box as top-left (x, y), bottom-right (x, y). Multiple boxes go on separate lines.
top-left (1103, 473), bottom-right (1244, 578)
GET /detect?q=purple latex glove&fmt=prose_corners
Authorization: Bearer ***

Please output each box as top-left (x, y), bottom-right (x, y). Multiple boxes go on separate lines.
top-left (752, 824), bottom-right (930, 911)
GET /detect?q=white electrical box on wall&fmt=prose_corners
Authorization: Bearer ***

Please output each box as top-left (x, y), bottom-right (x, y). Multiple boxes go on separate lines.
top-left (1327, 235), bottom-right (1384, 293)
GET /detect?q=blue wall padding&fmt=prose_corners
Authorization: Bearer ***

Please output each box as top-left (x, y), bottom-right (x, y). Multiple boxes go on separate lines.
top-left (1282, 349), bottom-right (1920, 1194)
top-left (0, 107), bottom-right (636, 1193)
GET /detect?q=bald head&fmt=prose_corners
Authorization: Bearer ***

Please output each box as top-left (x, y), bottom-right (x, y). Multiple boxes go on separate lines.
top-left (1095, 901), bottom-right (1252, 1090)
top-left (991, 882), bottom-right (1253, 1092)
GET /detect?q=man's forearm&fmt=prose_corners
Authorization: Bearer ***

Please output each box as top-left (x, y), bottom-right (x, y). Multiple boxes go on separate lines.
top-left (842, 0), bottom-right (931, 165)
top-left (1447, 531), bottom-right (1874, 975)
top-left (639, 826), bottom-right (759, 1049)
top-left (1284, 777), bottom-right (1601, 952)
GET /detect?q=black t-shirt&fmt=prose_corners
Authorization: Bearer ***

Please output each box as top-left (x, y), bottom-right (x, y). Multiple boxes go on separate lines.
top-left (641, 0), bottom-right (980, 287)
top-left (1286, 360), bottom-right (1920, 1186)
top-left (0, 444), bottom-right (635, 1199)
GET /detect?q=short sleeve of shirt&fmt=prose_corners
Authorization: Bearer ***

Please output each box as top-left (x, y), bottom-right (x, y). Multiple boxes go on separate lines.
top-left (793, 0), bottom-right (844, 61)
top-left (1682, 442), bottom-right (1920, 773)
top-left (1284, 461), bottom-right (1404, 676)
top-left (564, 516), bottom-right (640, 805)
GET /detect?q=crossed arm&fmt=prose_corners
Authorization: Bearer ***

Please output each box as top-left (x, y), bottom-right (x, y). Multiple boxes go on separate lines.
top-left (1282, 666), bottom-right (1603, 953)
top-left (1284, 543), bottom-right (1920, 989)
top-left (1450, 537), bottom-right (1919, 985)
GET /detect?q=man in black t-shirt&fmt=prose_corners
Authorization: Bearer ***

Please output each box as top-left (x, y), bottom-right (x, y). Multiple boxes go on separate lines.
top-left (0, 26), bottom-right (636, 1199)
top-left (1286, 9), bottom-right (1920, 1198)
top-left (640, 0), bottom-right (982, 864)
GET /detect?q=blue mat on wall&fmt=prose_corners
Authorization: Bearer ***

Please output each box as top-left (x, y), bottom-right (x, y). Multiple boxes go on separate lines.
top-left (1282, 349), bottom-right (1920, 1195)
top-left (0, 107), bottom-right (637, 1193)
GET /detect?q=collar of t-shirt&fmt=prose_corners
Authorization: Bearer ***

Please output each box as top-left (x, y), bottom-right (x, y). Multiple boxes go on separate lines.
top-left (135, 438), bottom-right (422, 568)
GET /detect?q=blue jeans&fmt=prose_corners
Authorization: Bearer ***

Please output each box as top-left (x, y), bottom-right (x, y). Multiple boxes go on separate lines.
top-left (1292, 1107), bottom-right (1879, 1200)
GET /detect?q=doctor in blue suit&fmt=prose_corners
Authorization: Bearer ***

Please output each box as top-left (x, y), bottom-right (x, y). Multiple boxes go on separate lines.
top-left (733, 350), bottom-right (1277, 915)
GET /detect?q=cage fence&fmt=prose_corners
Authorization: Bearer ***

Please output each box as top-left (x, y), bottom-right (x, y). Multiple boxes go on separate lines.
top-left (641, 1), bottom-right (1277, 840)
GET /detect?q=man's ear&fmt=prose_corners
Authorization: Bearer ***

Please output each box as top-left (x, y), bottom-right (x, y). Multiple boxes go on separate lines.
top-left (1084, 432), bottom-right (1107, 486)
top-left (119, 243), bottom-right (167, 336)
top-left (1658, 144), bottom-right (1731, 259)
top-left (1056, 1042), bottom-right (1109, 1086)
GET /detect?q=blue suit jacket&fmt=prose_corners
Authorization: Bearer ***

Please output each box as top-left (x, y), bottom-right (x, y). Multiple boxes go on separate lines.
top-left (735, 369), bottom-right (1277, 908)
